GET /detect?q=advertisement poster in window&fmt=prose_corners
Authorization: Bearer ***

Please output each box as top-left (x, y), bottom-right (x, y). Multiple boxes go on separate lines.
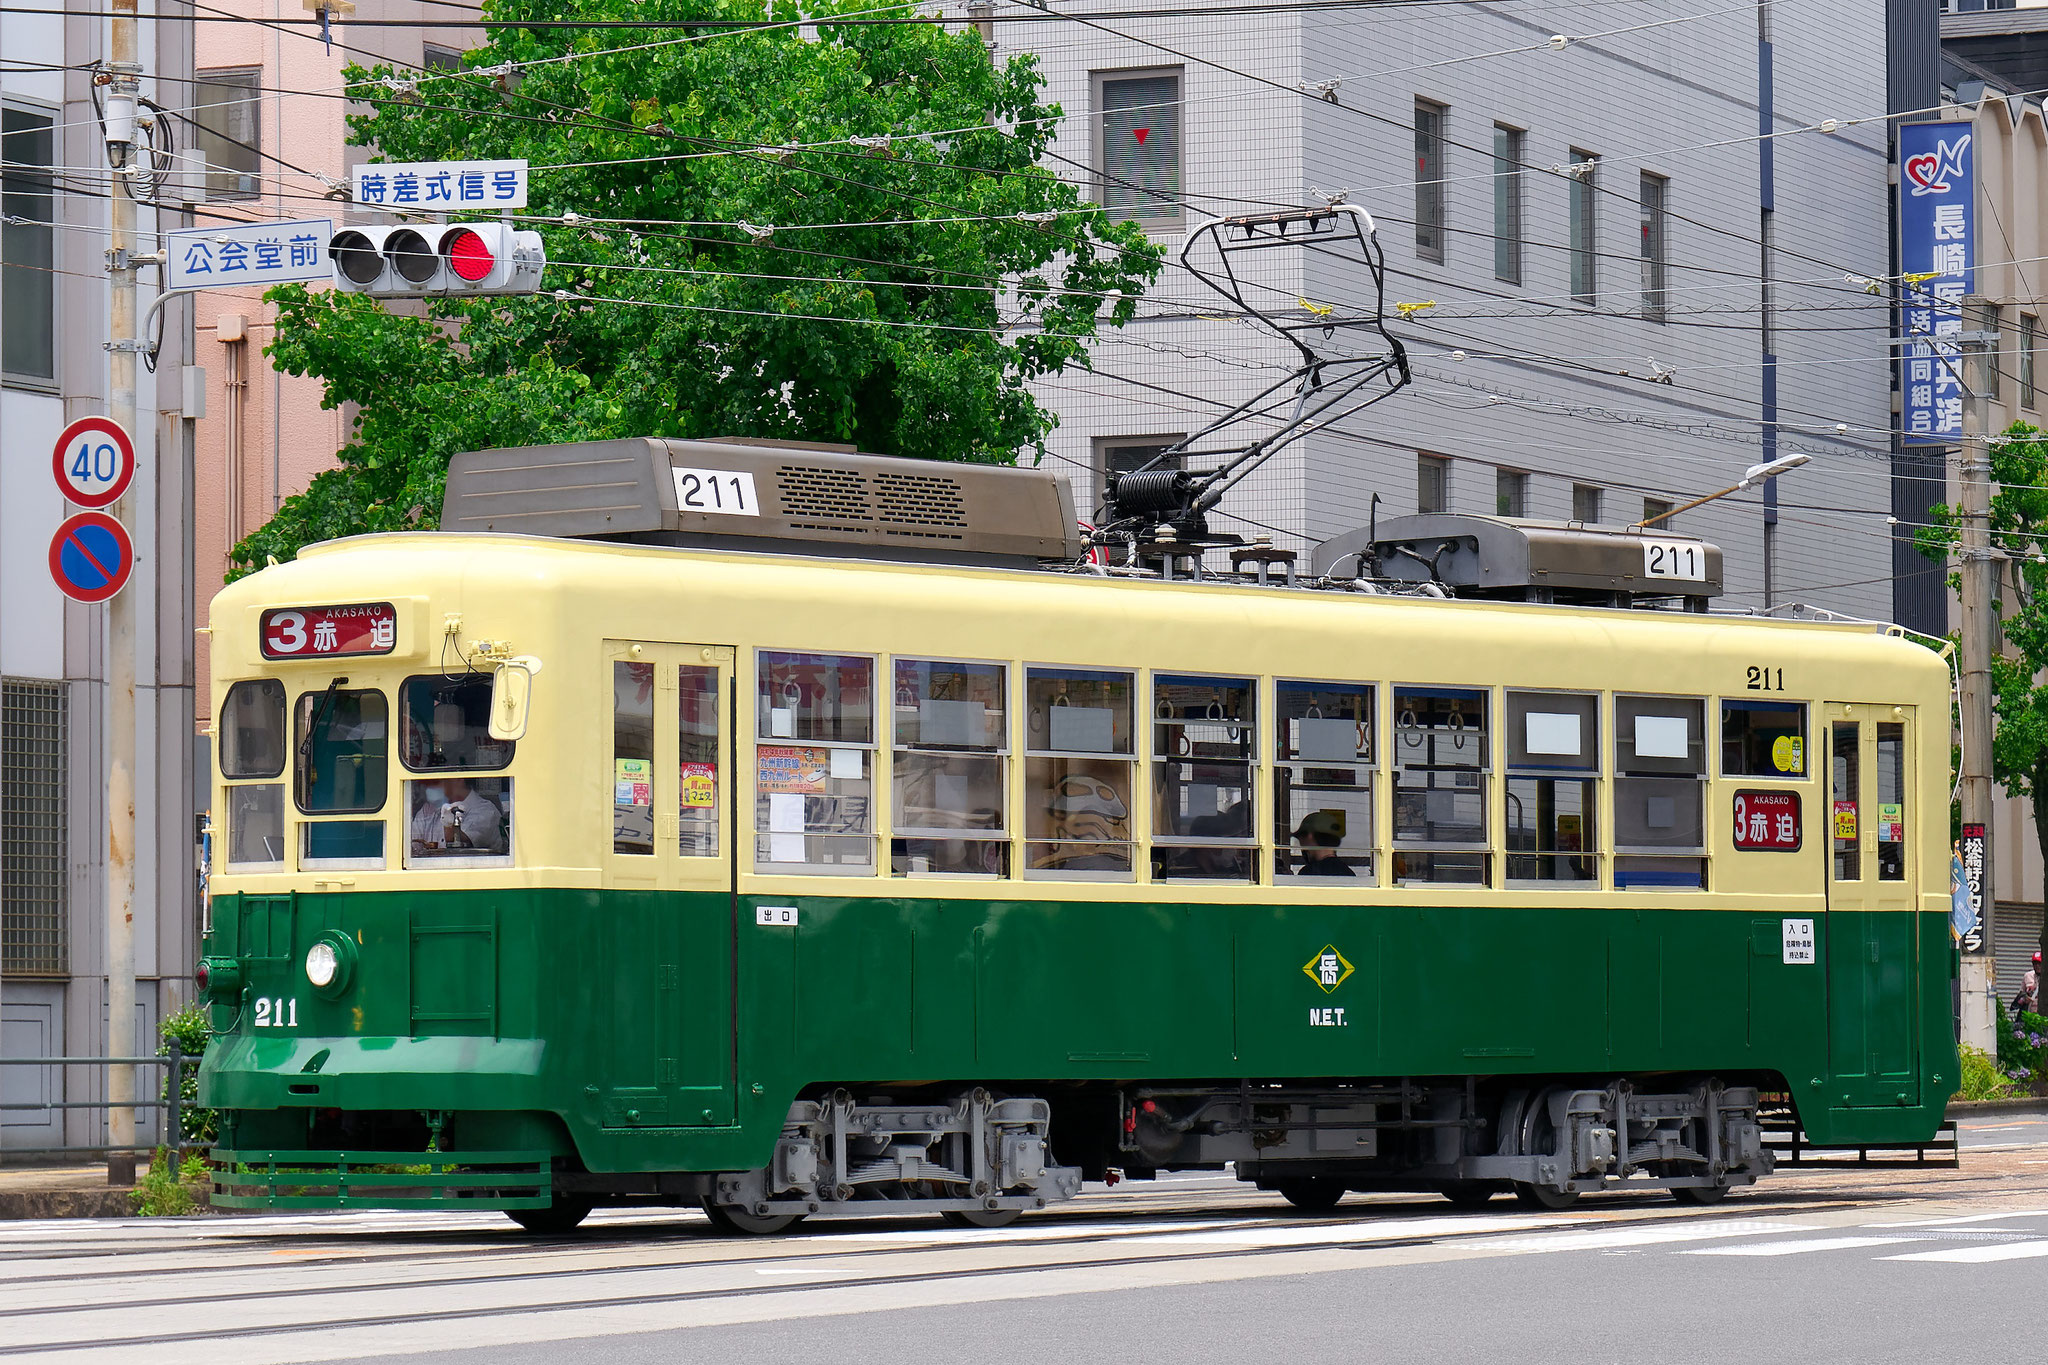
top-left (682, 762), bottom-right (717, 808)
top-left (758, 746), bottom-right (832, 793)
top-left (1833, 801), bottom-right (1859, 841)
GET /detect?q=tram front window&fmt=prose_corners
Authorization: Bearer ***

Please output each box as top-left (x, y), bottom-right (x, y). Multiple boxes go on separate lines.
top-left (294, 686), bottom-right (388, 814)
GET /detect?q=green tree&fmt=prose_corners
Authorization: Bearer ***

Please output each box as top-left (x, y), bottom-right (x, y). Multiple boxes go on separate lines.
top-left (231, 0), bottom-right (1163, 577)
top-left (1918, 422), bottom-right (2048, 958)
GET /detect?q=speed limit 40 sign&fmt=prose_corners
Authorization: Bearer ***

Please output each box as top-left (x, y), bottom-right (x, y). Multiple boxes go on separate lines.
top-left (51, 416), bottom-right (135, 509)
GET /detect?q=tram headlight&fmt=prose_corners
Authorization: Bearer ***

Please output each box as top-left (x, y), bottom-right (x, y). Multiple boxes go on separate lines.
top-left (304, 933), bottom-right (357, 999)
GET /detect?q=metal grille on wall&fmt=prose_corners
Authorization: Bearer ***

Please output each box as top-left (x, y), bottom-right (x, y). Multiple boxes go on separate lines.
top-left (1, 679), bottom-right (67, 976)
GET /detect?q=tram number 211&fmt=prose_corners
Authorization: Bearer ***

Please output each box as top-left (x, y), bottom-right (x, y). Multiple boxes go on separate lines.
top-left (253, 997), bottom-right (299, 1028)
top-left (1642, 539), bottom-right (1706, 581)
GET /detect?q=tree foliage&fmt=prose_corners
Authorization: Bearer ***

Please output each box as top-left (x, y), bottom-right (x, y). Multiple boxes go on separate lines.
top-left (1917, 422), bottom-right (2048, 853)
top-left (230, 0), bottom-right (1163, 577)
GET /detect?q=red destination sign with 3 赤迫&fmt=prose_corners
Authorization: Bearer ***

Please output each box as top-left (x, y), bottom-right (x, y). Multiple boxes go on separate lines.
top-left (1732, 790), bottom-right (1801, 852)
top-left (260, 603), bottom-right (398, 659)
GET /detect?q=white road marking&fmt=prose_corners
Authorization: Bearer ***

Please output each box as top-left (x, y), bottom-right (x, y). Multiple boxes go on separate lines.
top-left (1879, 1239), bottom-right (2048, 1264)
top-left (1139, 1214), bottom-right (1574, 1246)
top-left (1681, 1235), bottom-right (1919, 1257)
top-left (1475, 1219), bottom-right (1819, 1254)
top-left (1864, 1209), bottom-right (2048, 1228)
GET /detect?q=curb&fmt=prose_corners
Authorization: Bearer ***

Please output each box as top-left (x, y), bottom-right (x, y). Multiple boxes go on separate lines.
top-left (0, 1189), bottom-right (138, 1220)
top-left (1949, 1097), bottom-right (2048, 1115)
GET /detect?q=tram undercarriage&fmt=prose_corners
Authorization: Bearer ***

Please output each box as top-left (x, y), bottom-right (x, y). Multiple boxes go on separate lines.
top-left (540, 1074), bottom-right (1771, 1233)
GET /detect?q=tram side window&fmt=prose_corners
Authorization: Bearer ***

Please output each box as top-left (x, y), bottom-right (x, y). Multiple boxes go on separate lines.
top-left (1024, 667), bottom-right (1135, 879)
top-left (756, 651), bottom-right (875, 871)
top-left (1153, 674), bottom-right (1257, 882)
top-left (400, 675), bottom-right (513, 865)
top-left (1614, 695), bottom-right (1706, 890)
top-left (614, 661), bottom-right (657, 855)
top-left (1275, 681), bottom-right (1374, 882)
top-left (1505, 691), bottom-right (1598, 885)
top-left (295, 686), bottom-right (389, 867)
top-left (892, 659), bottom-right (1008, 877)
top-left (1877, 721), bottom-right (1906, 882)
top-left (679, 665), bottom-right (721, 858)
top-left (1722, 699), bottom-right (1807, 778)
top-left (221, 679), bottom-right (285, 869)
top-left (1391, 686), bottom-right (1489, 886)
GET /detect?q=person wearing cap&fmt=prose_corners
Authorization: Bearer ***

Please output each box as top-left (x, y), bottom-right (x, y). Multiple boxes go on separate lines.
top-left (2019, 951), bottom-right (2043, 1019)
top-left (1293, 810), bottom-right (1354, 877)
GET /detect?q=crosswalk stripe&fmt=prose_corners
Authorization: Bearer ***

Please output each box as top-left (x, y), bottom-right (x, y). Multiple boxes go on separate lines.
top-left (1681, 1236), bottom-right (1918, 1257)
top-left (1476, 1220), bottom-right (1819, 1254)
top-left (1864, 1209), bottom-right (2048, 1228)
top-left (1879, 1240), bottom-right (2048, 1264)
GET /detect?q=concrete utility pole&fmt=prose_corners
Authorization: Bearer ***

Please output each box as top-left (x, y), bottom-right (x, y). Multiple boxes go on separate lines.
top-left (1958, 298), bottom-right (1998, 1054)
top-left (102, 0), bottom-right (141, 1186)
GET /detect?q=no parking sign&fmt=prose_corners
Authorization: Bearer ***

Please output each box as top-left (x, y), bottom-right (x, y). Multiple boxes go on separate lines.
top-left (48, 511), bottom-right (134, 603)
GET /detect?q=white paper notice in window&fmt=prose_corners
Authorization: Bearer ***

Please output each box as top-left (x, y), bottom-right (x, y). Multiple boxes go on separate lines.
top-left (1525, 712), bottom-right (1581, 756)
top-left (1636, 715), bottom-right (1690, 759)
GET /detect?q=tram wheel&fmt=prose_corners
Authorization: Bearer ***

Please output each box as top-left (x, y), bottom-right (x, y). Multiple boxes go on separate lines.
top-left (1512, 1183), bottom-right (1579, 1211)
top-left (941, 1207), bottom-right (1024, 1229)
top-left (506, 1198), bottom-right (595, 1234)
top-left (1440, 1181), bottom-right (1502, 1209)
top-left (700, 1200), bottom-right (806, 1236)
top-left (1275, 1178), bottom-right (1347, 1214)
top-left (1671, 1181), bottom-right (1733, 1206)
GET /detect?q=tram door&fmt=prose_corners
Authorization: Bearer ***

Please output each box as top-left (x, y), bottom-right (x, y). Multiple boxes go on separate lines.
top-left (602, 641), bottom-right (737, 1128)
top-left (1821, 702), bottom-right (1919, 1108)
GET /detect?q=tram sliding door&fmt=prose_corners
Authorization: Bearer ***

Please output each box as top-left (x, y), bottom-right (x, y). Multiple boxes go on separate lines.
top-left (1822, 702), bottom-right (1919, 1108)
top-left (603, 641), bottom-right (738, 1128)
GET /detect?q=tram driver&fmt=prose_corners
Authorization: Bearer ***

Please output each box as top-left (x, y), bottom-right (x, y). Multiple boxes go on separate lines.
top-left (410, 776), bottom-right (507, 856)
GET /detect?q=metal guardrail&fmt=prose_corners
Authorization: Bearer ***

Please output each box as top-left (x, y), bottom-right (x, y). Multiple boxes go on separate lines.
top-left (0, 1046), bottom-right (207, 1159)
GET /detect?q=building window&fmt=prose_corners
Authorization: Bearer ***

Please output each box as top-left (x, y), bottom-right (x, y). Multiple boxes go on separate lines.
top-left (1415, 99), bottom-right (1447, 264)
top-left (1640, 172), bottom-right (1668, 321)
top-left (1493, 124), bottom-right (1523, 284)
top-left (2, 679), bottom-right (67, 976)
top-left (1642, 497), bottom-right (1673, 528)
top-left (1572, 483), bottom-right (1602, 523)
top-left (1987, 303), bottom-right (2004, 402)
top-left (1569, 151), bottom-right (1598, 303)
top-left (1097, 435), bottom-right (1185, 491)
top-left (1496, 468), bottom-right (1528, 518)
top-left (423, 44), bottom-right (463, 71)
top-left (1096, 68), bottom-right (1182, 227)
top-left (1, 103), bottom-right (57, 386)
top-left (1418, 454), bottom-right (1449, 514)
top-left (191, 68), bottom-right (262, 200)
top-left (2023, 314), bottom-right (2039, 411)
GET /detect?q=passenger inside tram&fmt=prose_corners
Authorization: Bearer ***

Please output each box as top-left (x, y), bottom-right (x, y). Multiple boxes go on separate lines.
top-left (1291, 810), bottom-right (1355, 877)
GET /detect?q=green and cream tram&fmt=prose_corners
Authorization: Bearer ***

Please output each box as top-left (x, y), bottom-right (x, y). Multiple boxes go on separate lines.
top-left (198, 438), bottom-right (1957, 1231)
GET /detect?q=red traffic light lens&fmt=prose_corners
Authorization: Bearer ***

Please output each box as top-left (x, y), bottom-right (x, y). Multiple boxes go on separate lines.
top-left (444, 228), bottom-right (496, 283)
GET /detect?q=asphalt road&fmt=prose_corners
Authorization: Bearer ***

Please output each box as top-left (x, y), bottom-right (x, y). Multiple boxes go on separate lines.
top-left (6, 1120), bottom-right (2045, 1365)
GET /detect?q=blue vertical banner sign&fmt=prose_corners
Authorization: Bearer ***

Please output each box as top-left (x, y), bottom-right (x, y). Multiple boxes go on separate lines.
top-left (1899, 121), bottom-right (1975, 445)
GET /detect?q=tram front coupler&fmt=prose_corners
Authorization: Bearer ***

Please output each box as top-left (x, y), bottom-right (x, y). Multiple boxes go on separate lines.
top-left (711, 1088), bottom-right (1082, 1218)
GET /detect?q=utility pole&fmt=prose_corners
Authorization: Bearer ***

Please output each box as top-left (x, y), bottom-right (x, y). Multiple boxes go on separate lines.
top-left (101, 0), bottom-right (141, 1186)
top-left (1958, 297), bottom-right (1998, 1054)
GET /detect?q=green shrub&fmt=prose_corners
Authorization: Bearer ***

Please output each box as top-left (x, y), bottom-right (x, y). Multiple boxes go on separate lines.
top-left (1997, 1000), bottom-right (2048, 1088)
top-left (1956, 1044), bottom-right (2018, 1101)
top-left (130, 1146), bottom-right (209, 1217)
top-left (157, 1002), bottom-right (216, 1144)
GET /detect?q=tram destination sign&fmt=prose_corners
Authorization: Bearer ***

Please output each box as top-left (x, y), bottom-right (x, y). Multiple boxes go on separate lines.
top-left (1732, 790), bottom-right (1801, 852)
top-left (261, 603), bottom-right (398, 659)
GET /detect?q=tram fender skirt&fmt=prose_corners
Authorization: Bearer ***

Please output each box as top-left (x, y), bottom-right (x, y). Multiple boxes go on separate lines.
top-left (200, 1034), bottom-right (548, 1111)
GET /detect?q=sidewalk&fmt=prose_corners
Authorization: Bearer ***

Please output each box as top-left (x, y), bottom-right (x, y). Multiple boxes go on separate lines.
top-left (0, 1165), bottom-right (138, 1219)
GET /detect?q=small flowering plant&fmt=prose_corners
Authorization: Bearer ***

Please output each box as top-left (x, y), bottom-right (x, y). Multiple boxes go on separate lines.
top-left (1996, 1001), bottom-right (2048, 1091)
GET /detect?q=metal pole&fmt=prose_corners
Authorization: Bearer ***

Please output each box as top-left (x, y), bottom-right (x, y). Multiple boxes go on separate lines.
top-left (1958, 297), bottom-right (1998, 1054)
top-left (104, 0), bottom-right (141, 1186)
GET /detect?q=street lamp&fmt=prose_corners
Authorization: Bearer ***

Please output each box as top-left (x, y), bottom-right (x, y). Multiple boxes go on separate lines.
top-left (1632, 453), bottom-right (1810, 530)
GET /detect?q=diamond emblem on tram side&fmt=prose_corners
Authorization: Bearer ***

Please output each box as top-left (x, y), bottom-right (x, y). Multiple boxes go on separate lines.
top-left (1303, 944), bottom-right (1354, 994)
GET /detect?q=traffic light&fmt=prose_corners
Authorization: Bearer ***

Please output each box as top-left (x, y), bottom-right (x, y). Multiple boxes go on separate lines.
top-left (328, 222), bottom-right (546, 298)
